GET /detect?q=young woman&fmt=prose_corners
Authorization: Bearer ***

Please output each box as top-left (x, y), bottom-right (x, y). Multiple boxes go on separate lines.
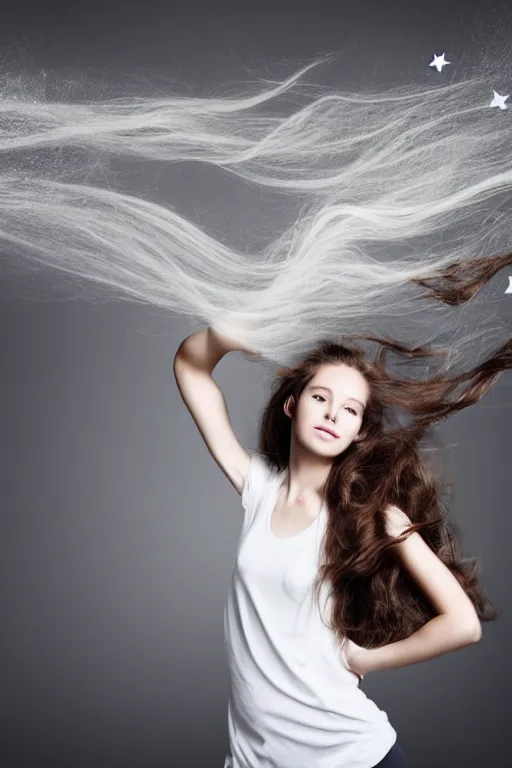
top-left (1, 55), bottom-right (511, 767)
top-left (173, 323), bottom-right (505, 768)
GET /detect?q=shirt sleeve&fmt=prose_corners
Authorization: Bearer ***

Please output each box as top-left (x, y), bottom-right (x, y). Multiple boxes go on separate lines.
top-left (241, 450), bottom-right (273, 525)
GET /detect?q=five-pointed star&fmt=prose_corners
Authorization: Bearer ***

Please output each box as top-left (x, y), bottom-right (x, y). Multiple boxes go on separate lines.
top-left (505, 276), bottom-right (512, 294)
top-left (429, 53), bottom-right (450, 72)
top-left (490, 90), bottom-right (509, 110)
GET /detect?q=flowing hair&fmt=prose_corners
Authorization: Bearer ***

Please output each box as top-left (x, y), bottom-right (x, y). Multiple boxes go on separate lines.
top-left (0, 55), bottom-right (510, 372)
top-left (258, 325), bottom-right (508, 648)
top-left (0, 57), bottom-right (510, 645)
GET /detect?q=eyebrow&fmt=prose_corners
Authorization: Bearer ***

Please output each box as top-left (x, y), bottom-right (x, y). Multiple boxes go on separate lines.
top-left (310, 385), bottom-right (366, 409)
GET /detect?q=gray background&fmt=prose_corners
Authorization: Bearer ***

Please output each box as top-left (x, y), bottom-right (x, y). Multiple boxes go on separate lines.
top-left (1, 1), bottom-right (511, 766)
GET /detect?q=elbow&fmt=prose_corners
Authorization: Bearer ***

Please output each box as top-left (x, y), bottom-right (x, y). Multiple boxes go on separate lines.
top-left (444, 613), bottom-right (482, 645)
top-left (461, 619), bottom-right (482, 644)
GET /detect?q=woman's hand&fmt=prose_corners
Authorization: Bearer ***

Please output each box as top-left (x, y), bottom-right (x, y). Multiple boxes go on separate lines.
top-left (210, 319), bottom-right (262, 361)
top-left (242, 349), bottom-right (262, 361)
top-left (341, 638), bottom-right (369, 682)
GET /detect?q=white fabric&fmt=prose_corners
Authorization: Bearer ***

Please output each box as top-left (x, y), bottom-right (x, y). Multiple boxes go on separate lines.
top-left (223, 451), bottom-right (397, 768)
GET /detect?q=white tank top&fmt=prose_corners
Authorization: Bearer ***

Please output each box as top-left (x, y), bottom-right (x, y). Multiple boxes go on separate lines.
top-left (223, 451), bottom-right (397, 768)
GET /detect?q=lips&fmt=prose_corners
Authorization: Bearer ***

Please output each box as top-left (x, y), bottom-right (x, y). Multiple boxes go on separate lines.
top-left (314, 426), bottom-right (340, 438)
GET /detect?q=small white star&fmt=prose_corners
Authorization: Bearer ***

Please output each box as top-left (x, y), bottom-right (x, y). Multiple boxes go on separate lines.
top-left (490, 90), bottom-right (509, 110)
top-left (429, 53), bottom-right (450, 73)
top-left (505, 276), bottom-right (512, 294)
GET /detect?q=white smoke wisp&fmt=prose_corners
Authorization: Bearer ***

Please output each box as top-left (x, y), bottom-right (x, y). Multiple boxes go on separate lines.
top-left (0, 58), bottom-right (511, 369)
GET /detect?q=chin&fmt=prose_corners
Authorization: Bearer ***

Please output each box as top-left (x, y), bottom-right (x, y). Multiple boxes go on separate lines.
top-left (306, 439), bottom-right (345, 457)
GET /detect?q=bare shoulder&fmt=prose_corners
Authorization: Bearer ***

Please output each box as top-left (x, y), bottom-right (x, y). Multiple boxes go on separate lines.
top-left (225, 445), bottom-right (252, 496)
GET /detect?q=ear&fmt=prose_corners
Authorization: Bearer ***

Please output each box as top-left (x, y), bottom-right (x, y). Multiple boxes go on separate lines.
top-left (284, 395), bottom-right (295, 419)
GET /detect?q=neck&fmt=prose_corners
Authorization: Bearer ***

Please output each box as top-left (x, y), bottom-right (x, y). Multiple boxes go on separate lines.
top-left (283, 441), bottom-right (331, 504)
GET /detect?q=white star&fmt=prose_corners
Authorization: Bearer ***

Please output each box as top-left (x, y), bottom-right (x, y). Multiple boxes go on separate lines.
top-left (505, 276), bottom-right (512, 294)
top-left (429, 53), bottom-right (450, 73)
top-left (490, 90), bottom-right (509, 110)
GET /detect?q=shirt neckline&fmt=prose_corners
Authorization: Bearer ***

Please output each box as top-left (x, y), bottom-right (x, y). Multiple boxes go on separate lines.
top-left (265, 471), bottom-right (326, 543)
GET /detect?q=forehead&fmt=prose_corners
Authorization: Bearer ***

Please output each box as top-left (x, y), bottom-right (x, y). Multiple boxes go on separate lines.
top-left (308, 363), bottom-right (369, 402)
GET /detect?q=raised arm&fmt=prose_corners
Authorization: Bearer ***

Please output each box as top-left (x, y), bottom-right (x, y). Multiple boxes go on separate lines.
top-left (173, 327), bottom-right (255, 495)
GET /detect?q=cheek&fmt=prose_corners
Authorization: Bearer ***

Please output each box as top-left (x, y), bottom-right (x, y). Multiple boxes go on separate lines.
top-left (342, 415), bottom-right (363, 440)
top-left (294, 409), bottom-right (316, 437)
top-left (296, 402), bottom-right (313, 423)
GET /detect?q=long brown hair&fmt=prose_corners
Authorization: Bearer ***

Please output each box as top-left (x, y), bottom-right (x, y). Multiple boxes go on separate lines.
top-left (257, 253), bottom-right (511, 648)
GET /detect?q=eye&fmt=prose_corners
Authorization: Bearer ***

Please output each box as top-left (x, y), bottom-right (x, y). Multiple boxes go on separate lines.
top-left (345, 407), bottom-right (357, 416)
top-left (312, 394), bottom-right (325, 402)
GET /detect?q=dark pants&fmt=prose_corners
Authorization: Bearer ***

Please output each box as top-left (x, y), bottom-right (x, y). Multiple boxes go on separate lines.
top-left (372, 741), bottom-right (409, 768)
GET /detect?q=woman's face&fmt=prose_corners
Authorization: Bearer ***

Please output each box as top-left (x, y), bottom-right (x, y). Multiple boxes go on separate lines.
top-left (287, 362), bottom-right (370, 458)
